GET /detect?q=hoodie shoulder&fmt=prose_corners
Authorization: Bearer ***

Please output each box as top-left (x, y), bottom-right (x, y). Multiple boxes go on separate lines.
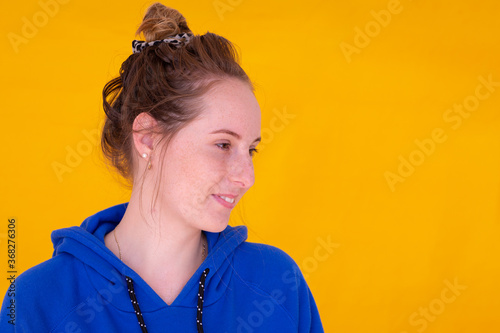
top-left (0, 253), bottom-right (93, 331)
top-left (232, 241), bottom-right (325, 332)
top-left (233, 241), bottom-right (302, 290)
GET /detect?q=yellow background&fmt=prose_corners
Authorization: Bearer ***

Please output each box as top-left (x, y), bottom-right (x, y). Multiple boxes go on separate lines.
top-left (2, 0), bottom-right (500, 332)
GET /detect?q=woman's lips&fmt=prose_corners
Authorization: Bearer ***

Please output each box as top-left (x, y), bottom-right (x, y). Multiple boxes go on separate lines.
top-left (212, 194), bottom-right (236, 208)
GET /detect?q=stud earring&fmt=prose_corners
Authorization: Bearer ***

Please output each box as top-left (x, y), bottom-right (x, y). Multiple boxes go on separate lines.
top-left (141, 152), bottom-right (152, 169)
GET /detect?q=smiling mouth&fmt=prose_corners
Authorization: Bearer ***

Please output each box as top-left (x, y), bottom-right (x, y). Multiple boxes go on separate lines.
top-left (212, 194), bottom-right (236, 208)
top-left (217, 195), bottom-right (235, 203)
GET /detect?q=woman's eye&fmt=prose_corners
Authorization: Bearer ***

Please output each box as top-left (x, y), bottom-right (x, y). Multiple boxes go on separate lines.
top-left (216, 143), bottom-right (259, 157)
top-left (216, 143), bottom-right (231, 150)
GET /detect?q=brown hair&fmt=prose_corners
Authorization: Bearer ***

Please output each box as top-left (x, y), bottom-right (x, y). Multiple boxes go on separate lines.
top-left (100, 2), bottom-right (254, 207)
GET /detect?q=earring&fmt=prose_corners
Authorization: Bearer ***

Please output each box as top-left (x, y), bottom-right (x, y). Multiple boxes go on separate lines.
top-left (141, 152), bottom-right (152, 169)
top-left (147, 152), bottom-right (153, 170)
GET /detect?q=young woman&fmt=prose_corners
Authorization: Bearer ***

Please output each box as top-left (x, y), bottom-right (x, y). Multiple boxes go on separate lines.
top-left (0, 3), bottom-right (324, 332)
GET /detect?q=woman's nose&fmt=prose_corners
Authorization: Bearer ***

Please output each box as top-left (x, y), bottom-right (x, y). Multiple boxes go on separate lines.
top-left (229, 152), bottom-right (255, 189)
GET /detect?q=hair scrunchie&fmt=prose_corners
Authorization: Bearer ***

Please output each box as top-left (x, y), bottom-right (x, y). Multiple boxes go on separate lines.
top-left (132, 32), bottom-right (193, 54)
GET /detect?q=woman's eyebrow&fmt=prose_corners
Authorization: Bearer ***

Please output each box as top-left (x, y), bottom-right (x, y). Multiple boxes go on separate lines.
top-left (210, 129), bottom-right (261, 143)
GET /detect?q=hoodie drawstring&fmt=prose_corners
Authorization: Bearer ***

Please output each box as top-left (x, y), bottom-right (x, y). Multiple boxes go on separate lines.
top-left (126, 268), bottom-right (210, 333)
top-left (126, 276), bottom-right (148, 332)
top-left (196, 268), bottom-right (210, 333)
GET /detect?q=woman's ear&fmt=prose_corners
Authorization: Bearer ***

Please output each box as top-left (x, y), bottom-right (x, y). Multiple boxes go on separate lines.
top-left (132, 112), bottom-right (158, 154)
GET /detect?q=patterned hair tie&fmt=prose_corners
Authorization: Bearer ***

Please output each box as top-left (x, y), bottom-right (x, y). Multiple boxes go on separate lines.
top-left (132, 32), bottom-right (193, 54)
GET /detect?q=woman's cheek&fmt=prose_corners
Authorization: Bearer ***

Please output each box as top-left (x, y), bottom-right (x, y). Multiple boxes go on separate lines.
top-left (203, 146), bottom-right (229, 167)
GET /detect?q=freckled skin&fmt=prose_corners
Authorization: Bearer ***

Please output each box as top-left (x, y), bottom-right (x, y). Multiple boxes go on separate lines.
top-left (156, 78), bottom-right (261, 233)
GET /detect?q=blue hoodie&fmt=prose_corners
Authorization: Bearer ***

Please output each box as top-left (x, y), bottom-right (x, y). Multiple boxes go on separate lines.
top-left (0, 203), bottom-right (324, 332)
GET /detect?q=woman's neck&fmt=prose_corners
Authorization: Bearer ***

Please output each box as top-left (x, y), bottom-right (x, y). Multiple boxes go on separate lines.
top-left (104, 198), bottom-right (207, 290)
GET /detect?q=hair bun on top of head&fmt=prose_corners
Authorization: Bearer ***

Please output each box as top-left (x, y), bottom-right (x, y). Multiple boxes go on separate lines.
top-left (132, 2), bottom-right (193, 54)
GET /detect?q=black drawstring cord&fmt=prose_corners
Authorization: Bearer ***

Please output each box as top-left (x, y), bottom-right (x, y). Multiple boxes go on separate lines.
top-left (196, 268), bottom-right (210, 333)
top-left (126, 268), bottom-right (210, 333)
top-left (126, 276), bottom-right (148, 333)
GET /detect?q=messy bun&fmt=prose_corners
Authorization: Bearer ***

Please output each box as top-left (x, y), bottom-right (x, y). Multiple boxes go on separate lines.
top-left (100, 2), bottom-right (253, 198)
top-left (135, 2), bottom-right (191, 41)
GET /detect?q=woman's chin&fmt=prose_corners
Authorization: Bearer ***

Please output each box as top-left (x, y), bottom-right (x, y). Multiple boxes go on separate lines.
top-left (202, 219), bottom-right (230, 233)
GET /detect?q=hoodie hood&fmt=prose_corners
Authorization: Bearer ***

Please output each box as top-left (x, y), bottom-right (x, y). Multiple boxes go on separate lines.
top-left (51, 202), bottom-right (248, 313)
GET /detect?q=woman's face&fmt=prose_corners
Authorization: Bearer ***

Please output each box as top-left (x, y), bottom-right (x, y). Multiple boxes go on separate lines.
top-left (156, 78), bottom-right (261, 233)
